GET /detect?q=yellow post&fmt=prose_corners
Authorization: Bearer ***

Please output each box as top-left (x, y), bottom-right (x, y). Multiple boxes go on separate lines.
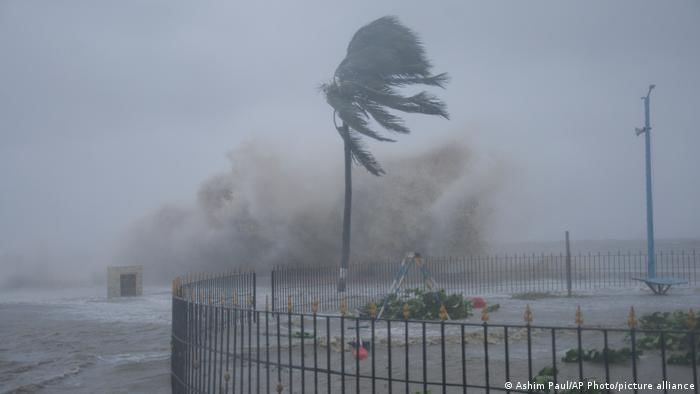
top-left (402, 303), bottom-right (410, 320)
top-left (369, 302), bottom-right (377, 320)
top-left (524, 304), bottom-right (533, 324)
top-left (439, 304), bottom-right (448, 321)
top-left (481, 304), bottom-right (489, 322)
top-left (312, 299), bottom-right (319, 316)
top-left (688, 309), bottom-right (697, 330)
top-left (627, 306), bottom-right (637, 329)
top-left (575, 305), bottom-right (583, 326)
top-left (340, 297), bottom-right (348, 316)
top-left (287, 295), bottom-right (293, 314)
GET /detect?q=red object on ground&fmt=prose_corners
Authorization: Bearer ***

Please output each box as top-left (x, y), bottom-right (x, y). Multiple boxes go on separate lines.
top-left (472, 297), bottom-right (486, 309)
top-left (352, 346), bottom-right (369, 360)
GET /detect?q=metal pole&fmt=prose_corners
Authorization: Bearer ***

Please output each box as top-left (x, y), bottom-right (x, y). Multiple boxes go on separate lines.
top-left (637, 85), bottom-right (656, 278)
top-left (565, 231), bottom-right (572, 297)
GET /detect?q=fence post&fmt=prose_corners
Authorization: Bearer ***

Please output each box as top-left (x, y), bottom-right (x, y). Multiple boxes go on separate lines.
top-left (253, 272), bottom-right (257, 323)
top-left (271, 269), bottom-right (276, 312)
top-left (565, 231), bottom-right (572, 297)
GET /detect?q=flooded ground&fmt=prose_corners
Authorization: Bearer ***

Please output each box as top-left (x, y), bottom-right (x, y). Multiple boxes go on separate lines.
top-left (0, 287), bottom-right (171, 394)
top-left (1, 280), bottom-right (698, 393)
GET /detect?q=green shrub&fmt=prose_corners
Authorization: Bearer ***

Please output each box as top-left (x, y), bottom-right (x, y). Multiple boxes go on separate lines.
top-left (531, 367), bottom-right (603, 394)
top-left (634, 310), bottom-right (699, 365)
top-left (562, 348), bottom-right (640, 364)
top-left (361, 288), bottom-right (473, 320)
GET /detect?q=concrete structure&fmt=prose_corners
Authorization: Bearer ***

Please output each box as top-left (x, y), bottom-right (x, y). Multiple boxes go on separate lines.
top-left (107, 265), bottom-right (143, 298)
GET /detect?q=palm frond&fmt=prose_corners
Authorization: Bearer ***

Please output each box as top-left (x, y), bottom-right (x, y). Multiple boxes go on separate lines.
top-left (323, 15), bottom-right (449, 176)
top-left (359, 101), bottom-right (410, 134)
top-left (337, 16), bottom-right (434, 81)
top-left (325, 84), bottom-right (396, 142)
top-left (384, 72), bottom-right (450, 88)
top-left (342, 82), bottom-right (449, 119)
top-left (339, 127), bottom-right (385, 176)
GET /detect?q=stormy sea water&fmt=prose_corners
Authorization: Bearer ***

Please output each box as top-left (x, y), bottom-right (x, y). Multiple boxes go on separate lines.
top-left (0, 287), bottom-right (171, 394)
top-left (1, 239), bottom-right (698, 393)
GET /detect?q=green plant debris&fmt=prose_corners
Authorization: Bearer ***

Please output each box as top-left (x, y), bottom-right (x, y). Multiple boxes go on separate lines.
top-left (634, 310), bottom-right (700, 366)
top-left (362, 288), bottom-right (473, 320)
top-left (531, 367), bottom-right (603, 394)
top-left (562, 348), bottom-right (640, 364)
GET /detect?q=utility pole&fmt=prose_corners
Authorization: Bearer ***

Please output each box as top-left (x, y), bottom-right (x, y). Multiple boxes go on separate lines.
top-left (635, 84), bottom-right (656, 278)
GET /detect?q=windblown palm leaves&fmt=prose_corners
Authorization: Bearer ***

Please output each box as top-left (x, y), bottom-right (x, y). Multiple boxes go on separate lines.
top-left (323, 16), bottom-right (449, 175)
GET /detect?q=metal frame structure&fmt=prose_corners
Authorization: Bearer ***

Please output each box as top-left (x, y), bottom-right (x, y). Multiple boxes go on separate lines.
top-left (376, 252), bottom-right (448, 320)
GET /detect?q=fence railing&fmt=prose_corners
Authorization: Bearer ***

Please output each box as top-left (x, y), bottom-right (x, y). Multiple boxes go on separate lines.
top-left (271, 251), bottom-right (699, 313)
top-left (171, 272), bottom-right (700, 394)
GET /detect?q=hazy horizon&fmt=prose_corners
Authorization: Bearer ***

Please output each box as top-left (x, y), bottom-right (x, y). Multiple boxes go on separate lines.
top-left (1, 1), bottom-right (699, 286)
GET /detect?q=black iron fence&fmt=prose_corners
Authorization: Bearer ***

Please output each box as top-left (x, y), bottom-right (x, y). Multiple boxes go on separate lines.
top-left (272, 251), bottom-right (699, 313)
top-left (171, 272), bottom-right (699, 394)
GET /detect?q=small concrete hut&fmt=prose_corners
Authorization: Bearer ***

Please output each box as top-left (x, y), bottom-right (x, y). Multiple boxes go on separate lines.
top-left (107, 265), bottom-right (143, 297)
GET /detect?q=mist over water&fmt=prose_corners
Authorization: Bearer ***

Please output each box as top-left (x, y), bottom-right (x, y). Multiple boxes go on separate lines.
top-left (118, 139), bottom-right (505, 280)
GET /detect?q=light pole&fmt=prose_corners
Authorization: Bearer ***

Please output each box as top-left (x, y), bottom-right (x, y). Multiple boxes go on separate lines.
top-left (635, 84), bottom-right (656, 278)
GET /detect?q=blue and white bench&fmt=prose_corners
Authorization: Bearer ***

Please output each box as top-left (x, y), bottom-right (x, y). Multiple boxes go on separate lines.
top-left (633, 277), bottom-right (688, 295)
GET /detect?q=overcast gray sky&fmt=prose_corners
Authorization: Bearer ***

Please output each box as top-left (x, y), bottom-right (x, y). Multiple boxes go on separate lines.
top-left (1, 1), bottom-right (699, 269)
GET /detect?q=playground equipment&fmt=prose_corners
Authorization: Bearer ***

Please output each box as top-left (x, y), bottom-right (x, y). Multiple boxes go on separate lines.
top-left (376, 252), bottom-right (450, 319)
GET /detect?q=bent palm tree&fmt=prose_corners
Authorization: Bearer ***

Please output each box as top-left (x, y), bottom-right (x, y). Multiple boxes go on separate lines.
top-left (322, 16), bottom-right (449, 292)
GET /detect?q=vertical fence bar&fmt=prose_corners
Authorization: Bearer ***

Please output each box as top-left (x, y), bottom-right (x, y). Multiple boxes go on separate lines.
top-left (256, 309), bottom-right (260, 394)
top-left (313, 308), bottom-right (318, 394)
top-left (630, 327), bottom-right (639, 394)
top-left (461, 324), bottom-right (467, 394)
top-left (551, 328), bottom-right (557, 394)
top-left (422, 322), bottom-right (428, 394)
top-left (370, 316), bottom-right (376, 394)
top-left (566, 231), bottom-right (572, 296)
top-left (405, 319), bottom-right (410, 394)
top-left (326, 317), bottom-right (331, 394)
top-left (355, 318), bottom-right (360, 394)
top-left (341, 314), bottom-right (346, 394)
top-left (207, 303), bottom-right (213, 394)
top-left (603, 330), bottom-right (610, 394)
top-left (214, 303), bottom-right (220, 393)
top-left (441, 320), bottom-right (446, 394)
top-left (287, 308), bottom-right (293, 394)
top-left (232, 307), bottom-right (238, 394)
top-left (691, 330), bottom-right (698, 394)
top-left (387, 320), bottom-right (393, 393)
top-left (660, 331), bottom-right (668, 394)
top-left (226, 304), bottom-right (231, 394)
top-left (240, 306), bottom-right (245, 394)
top-left (483, 321), bottom-right (490, 394)
top-left (271, 270), bottom-right (276, 313)
top-left (576, 325), bottom-right (583, 382)
top-left (265, 304), bottom-right (270, 393)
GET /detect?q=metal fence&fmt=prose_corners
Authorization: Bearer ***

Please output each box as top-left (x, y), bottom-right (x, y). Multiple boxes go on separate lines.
top-left (271, 251), bottom-right (699, 313)
top-left (171, 272), bottom-right (699, 394)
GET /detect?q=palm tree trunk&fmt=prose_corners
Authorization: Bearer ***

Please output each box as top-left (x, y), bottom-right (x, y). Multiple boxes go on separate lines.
top-left (338, 123), bottom-right (352, 292)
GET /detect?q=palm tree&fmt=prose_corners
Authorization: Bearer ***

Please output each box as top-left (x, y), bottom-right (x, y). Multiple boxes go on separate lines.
top-left (322, 16), bottom-right (449, 292)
